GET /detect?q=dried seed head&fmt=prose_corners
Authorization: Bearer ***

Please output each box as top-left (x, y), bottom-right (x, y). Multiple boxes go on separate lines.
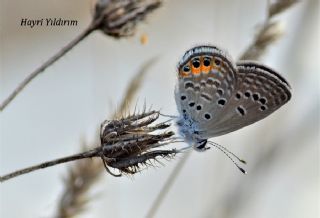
top-left (94, 0), bottom-right (162, 38)
top-left (99, 109), bottom-right (178, 176)
top-left (108, 150), bottom-right (177, 174)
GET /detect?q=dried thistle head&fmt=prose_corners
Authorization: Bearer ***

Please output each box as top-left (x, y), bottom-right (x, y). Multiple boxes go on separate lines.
top-left (99, 110), bottom-right (178, 176)
top-left (94, 0), bottom-right (162, 38)
top-left (56, 110), bottom-right (178, 216)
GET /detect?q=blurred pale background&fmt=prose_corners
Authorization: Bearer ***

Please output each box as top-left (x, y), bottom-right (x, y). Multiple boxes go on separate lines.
top-left (0, 0), bottom-right (319, 218)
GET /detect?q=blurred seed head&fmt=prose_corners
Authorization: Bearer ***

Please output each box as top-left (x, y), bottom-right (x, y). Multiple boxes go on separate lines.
top-left (268, 0), bottom-right (299, 18)
top-left (94, 0), bottom-right (162, 38)
top-left (239, 22), bottom-right (284, 60)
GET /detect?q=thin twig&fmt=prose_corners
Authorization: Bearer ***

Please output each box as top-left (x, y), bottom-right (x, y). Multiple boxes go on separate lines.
top-left (0, 148), bottom-right (100, 183)
top-left (0, 22), bottom-right (98, 111)
top-left (0, 0), bottom-right (162, 111)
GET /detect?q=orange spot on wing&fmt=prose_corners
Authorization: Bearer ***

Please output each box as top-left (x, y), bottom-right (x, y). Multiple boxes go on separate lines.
top-left (202, 66), bottom-right (211, 73)
top-left (180, 71), bottom-right (190, 77)
top-left (201, 56), bottom-right (211, 74)
top-left (191, 60), bottom-right (201, 75)
top-left (192, 68), bottom-right (201, 75)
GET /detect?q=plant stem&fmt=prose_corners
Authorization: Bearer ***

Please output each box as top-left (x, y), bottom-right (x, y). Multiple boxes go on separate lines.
top-left (0, 148), bottom-right (101, 183)
top-left (0, 20), bottom-right (100, 111)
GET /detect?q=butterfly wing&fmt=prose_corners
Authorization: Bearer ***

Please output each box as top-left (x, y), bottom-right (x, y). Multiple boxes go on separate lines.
top-left (198, 61), bottom-right (291, 138)
top-left (175, 46), bottom-right (238, 138)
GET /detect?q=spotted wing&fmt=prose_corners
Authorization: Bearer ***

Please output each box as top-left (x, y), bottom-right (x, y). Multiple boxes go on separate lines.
top-left (198, 61), bottom-right (292, 138)
top-left (175, 45), bottom-right (238, 136)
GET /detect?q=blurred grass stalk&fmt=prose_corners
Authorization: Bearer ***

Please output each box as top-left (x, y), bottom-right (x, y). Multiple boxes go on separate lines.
top-left (145, 0), bottom-right (299, 217)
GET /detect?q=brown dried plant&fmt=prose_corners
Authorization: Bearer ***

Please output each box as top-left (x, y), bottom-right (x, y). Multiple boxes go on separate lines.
top-left (268, 0), bottom-right (299, 17)
top-left (0, 0), bottom-right (162, 111)
top-left (0, 110), bottom-right (178, 183)
top-left (0, 58), bottom-right (179, 217)
top-left (239, 0), bottom-right (299, 60)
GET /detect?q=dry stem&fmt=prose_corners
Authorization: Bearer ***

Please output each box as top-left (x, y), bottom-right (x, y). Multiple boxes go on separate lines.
top-left (0, 110), bottom-right (177, 183)
top-left (0, 0), bottom-right (162, 111)
top-left (0, 23), bottom-right (97, 111)
top-left (0, 148), bottom-right (101, 182)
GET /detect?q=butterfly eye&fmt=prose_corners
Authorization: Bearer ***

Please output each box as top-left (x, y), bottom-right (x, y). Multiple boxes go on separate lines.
top-left (203, 57), bottom-right (211, 67)
top-left (192, 58), bottom-right (200, 68)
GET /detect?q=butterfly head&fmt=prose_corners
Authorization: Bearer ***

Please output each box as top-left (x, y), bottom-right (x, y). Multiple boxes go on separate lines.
top-left (176, 116), bottom-right (209, 152)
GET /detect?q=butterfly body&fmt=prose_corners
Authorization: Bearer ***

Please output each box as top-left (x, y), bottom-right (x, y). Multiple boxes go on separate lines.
top-left (174, 45), bottom-right (291, 151)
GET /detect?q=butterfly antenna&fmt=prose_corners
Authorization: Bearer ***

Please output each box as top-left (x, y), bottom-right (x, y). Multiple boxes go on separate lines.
top-left (207, 141), bottom-right (247, 174)
top-left (209, 141), bottom-right (246, 164)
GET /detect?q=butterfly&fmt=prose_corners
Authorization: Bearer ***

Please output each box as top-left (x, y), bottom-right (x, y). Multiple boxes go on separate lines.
top-left (174, 45), bottom-right (291, 161)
